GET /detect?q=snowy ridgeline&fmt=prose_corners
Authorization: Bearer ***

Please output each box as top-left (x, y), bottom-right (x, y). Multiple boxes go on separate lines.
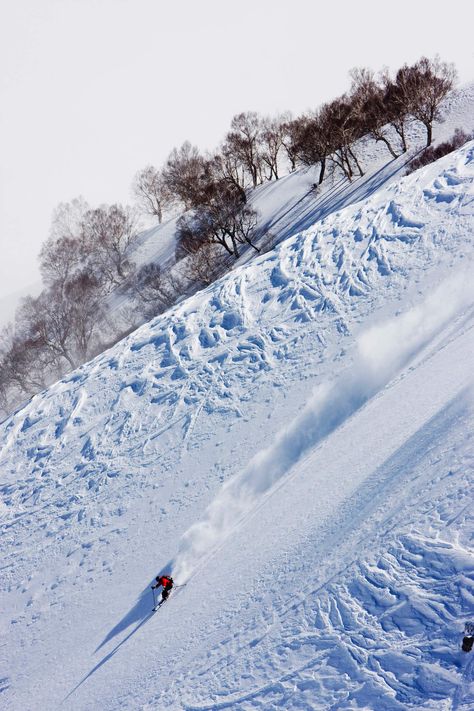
top-left (128, 82), bottom-right (474, 278)
top-left (0, 142), bottom-right (474, 709)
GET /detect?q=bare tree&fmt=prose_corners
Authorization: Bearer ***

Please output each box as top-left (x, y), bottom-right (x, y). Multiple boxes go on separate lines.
top-left (0, 328), bottom-right (12, 415)
top-left (259, 115), bottom-right (288, 180)
top-left (0, 375), bottom-right (8, 418)
top-left (2, 338), bottom-right (48, 398)
top-left (49, 196), bottom-right (89, 242)
top-left (39, 235), bottom-right (84, 289)
top-left (349, 68), bottom-right (400, 159)
top-left (40, 197), bottom-right (91, 289)
top-left (281, 115), bottom-right (300, 172)
top-left (17, 290), bottom-right (78, 370)
top-left (287, 110), bottom-right (332, 184)
top-left (224, 112), bottom-right (263, 188)
top-left (176, 186), bottom-right (259, 259)
top-left (81, 204), bottom-right (138, 287)
top-left (210, 150), bottom-right (248, 200)
top-left (0, 196), bottom-right (113, 414)
top-left (162, 142), bottom-right (209, 210)
top-left (64, 273), bottom-right (104, 362)
top-left (131, 262), bottom-right (179, 319)
top-left (394, 56), bottom-right (457, 147)
top-left (17, 272), bottom-right (104, 371)
top-left (380, 72), bottom-right (411, 153)
top-left (407, 127), bottom-right (472, 174)
top-left (321, 96), bottom-right (365, 180)
top-left (132, 165), bottom-right (171, 223)
top-left (3, 314), bottom-right (55, 396)
top-left (182, 243), bottom-right (231, 288)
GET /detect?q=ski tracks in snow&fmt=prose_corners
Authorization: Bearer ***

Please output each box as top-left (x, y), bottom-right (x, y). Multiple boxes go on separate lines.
top-left (1, 142), bottom-right (474, 711)
top-left (173, 388), bottom-right (474, 711)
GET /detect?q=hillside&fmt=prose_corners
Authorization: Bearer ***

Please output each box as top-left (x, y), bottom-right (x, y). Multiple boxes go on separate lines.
top-left (1, 136), bottom-right (474, 709)
top-left (127, 82), bottom-right (474, 277)
top-left (2, 82), bottom-right (474, 425)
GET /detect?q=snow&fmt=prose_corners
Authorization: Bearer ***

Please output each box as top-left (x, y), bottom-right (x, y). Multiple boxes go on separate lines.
top-left (173, 272), bottom-right (474, 585)
top-left (2, 82), bottom-right (473, 333)
top-left (1, 116), bottom-right (474, 708)
top-left (115, 81), bottom-right (474, 317)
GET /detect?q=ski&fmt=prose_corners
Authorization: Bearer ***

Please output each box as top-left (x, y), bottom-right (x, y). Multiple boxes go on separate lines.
top-left (152, 592), bottom-right (172, 612)
top-left (151, 577), bottom-right (186, 611)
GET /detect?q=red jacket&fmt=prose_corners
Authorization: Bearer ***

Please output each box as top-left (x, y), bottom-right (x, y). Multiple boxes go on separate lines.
top-left (156, 575), bottom-right (173, 589)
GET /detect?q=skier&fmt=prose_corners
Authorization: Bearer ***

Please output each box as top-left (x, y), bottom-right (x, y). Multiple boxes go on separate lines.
top-left (462, 622), bottom-right (474, 652)
top-left (152, 574), bottom-right (174, 607)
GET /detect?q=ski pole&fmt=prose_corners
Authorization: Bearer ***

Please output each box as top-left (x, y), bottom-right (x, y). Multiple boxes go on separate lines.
top-left (151, 586), bottom-right (156, 609)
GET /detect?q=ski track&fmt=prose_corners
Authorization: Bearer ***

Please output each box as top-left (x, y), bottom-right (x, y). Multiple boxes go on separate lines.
top-left (134, 321), bottom-right (474, 711)
top-left (1, 134), bottom-right (474, 710)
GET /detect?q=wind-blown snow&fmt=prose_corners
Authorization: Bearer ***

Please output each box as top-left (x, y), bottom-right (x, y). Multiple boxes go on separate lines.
top-left (1, 139), bottom-right (474, 710)
top-left (173, 272), bottom-right (474, 583)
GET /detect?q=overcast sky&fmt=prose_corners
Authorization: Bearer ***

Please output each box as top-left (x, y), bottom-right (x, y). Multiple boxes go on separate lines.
top-left (1, 0), bottom-right (473, 311)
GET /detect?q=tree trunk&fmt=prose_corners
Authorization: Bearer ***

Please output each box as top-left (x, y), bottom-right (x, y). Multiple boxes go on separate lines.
top-left (425, 122), bottom-right (433, 147)
top-left (231, 235), bottom-right (240, 258)
top-left (348, 147), bottom-right (364, 177)
top-left (400, 125), bottom-right (407, 153)
top-left (342, 149), bottom-right (354, 180)
top-left (213, 234), bottom-right (234, 256)
top-left (244, 236), bottom-right (260, 252)
top-left (62, 350), bottom-right (77, 370)
top-left (392, 120), bottom-right (408, 153)
top-left (332, 150), bottom-right (352, 181)
top-left (318, 157), bottom-right (326, 184)
top-left (375, 135), bottom-right (399, 159)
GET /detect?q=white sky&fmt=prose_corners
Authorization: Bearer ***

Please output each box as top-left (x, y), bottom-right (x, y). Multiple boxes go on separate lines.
top-left (1, 0), bottom-right (473, 310)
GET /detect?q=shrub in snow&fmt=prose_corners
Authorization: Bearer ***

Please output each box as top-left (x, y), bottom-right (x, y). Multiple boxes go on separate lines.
top-left (406, 129), bottom-right (473, 174)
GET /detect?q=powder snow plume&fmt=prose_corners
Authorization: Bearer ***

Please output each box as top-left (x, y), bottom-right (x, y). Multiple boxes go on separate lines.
top-left (172, 272), bottom-right (474, 582)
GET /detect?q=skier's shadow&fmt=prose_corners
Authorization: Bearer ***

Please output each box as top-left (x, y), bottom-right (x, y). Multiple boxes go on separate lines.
top-left (94, 580), bottom-right (157, 654)
top-left (64, 607), bottom-right (154, 701)
top-left (65, 568), bottom-right (172, 702)
top-left (96, 560), bottom-right (174, 653)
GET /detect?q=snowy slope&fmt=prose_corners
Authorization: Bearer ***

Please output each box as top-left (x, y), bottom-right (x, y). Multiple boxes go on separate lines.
top-left (127, 82), bottom-right (474, 278)
top-left (1, 140), bottom-right (474, 710)
top-left (1, 83), bottom-right (473, 335)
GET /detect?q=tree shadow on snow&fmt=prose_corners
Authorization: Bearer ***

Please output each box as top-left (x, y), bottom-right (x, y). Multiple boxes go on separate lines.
top-left (260, 156), bottom-right (406, 249)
